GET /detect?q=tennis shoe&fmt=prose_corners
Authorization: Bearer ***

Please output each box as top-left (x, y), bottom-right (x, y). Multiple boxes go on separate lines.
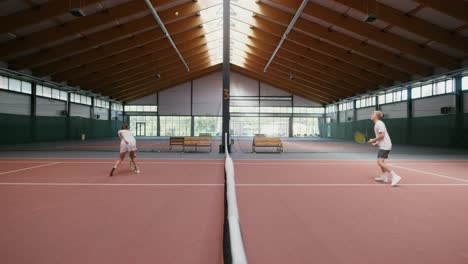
top-left (391, 173), bottom-right (401, 187)
top-left (135, 169), bottom-right (141, 174)
top-left (109, 167), bottom-right (115, 177)
top-left (374, 174), bottom-right (388, 183)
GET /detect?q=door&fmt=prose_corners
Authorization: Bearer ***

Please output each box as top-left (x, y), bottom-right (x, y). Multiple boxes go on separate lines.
top-left (136, 122), bottom-right (146, 136)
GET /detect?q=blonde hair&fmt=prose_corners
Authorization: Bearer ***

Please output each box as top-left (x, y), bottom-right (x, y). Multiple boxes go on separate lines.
top-left (373, 111), bottom-right (384, 119)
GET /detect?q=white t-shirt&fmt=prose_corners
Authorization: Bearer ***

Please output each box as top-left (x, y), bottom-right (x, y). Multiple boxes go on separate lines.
top-left (374, 120), bottom-right (392, 150)
top-left (118, 129), bottom-right (137, 153)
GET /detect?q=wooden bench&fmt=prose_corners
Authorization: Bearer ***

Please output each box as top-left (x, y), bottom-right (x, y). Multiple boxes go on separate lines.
top-left (183, 137), bottom-right (212, 152)
top-left (253, 137), bottom-right (283, 153)
top-left (169, 137), bottom-right (184, 151)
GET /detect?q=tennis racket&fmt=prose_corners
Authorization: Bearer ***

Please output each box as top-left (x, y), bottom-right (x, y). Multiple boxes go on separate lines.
top-left (129, 160), bottom-right (136, 171)
top-left (354, 131), bottom-right (367, 144)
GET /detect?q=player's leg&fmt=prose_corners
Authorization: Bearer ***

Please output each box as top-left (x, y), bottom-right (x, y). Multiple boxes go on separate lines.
top-left (110, 151), bottom-right (127, 176)
top-left (375, 150), bottom-right (390, 183)
top-left (129, 151), bottom-right (140, 174)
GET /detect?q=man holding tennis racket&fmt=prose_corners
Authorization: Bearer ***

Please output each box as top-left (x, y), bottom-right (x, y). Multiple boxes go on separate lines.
top-left (110, 123), bottom-right (140, 176)
top-left (368, 111), bottom-right (401, 187)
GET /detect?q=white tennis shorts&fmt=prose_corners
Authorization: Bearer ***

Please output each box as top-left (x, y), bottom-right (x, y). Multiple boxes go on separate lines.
top-left (120, 141), bottom-right (137, 153)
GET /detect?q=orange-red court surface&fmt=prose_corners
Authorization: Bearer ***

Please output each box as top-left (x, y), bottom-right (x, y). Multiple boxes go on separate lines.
top-left (1, 158), bottom-right (467, 264)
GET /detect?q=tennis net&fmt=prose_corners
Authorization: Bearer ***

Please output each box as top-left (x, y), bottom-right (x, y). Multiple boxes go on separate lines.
top-left (223, 133), bottom-right (248, 264)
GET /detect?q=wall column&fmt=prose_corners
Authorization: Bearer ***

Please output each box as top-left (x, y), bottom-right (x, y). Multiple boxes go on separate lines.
top-left (406, 86), bottom-right (413, 144)
top-left (156, 91), bottom-right (160, 137)
top-left (30, 83), bottom-right (37, 141)
top-left (66, 92), bottom-right (71, 139)
top-left (221, 0), bottom-right (231, 152)
top-left (454, 75), bottom-right (464, 146)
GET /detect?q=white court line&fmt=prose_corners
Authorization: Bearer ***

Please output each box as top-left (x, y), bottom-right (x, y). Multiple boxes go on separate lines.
top-left (0, 161), bottom-right (223, 165)
top-left (0, 182), bottom-right (223, 186)
top-left (0, 182), bottom-right (466, 187)
top-left (234, 162), bottom-right (468, 166)
top-left (391, 164), bottom-right (468, 183)
top-left (0, 162), bottom-right (61, 176)
top-left (237, 183), bottom-right (468, 186)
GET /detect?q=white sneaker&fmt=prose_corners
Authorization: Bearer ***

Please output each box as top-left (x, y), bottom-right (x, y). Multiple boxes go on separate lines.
top-left (135, 169), bottom-right (141, 174)
top-left (374, 174), bottom-right (388, 183)
top-left (391, 174), bottom-right (401, 187)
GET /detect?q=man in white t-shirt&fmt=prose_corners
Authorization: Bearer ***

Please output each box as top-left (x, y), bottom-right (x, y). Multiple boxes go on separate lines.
top-left (368, 111), bottom-right (401, 187)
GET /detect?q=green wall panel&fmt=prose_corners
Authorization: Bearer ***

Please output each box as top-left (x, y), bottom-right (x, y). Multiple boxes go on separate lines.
top-left (0, 113), bottom-right (122, 145)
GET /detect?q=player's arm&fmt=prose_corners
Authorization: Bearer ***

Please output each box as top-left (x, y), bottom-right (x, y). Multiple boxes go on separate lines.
top-left (368, 132), bottom-right (384, 144)
top-left (118, 132), bottom-right (129, 144)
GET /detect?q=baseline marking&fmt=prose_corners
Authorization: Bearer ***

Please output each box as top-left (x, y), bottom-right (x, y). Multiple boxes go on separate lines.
top-left (0, 183), bottom-right (467, 187)
top-left (391, 164), bottom-right (468, 183)
top-left (0, 182), bottom-right (223, 186)
top-left (0, 162), bottom-right (61, 176)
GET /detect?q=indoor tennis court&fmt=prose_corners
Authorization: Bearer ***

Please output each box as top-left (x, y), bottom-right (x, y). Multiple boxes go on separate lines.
top-left (1, 1), bottom-right (467, 264)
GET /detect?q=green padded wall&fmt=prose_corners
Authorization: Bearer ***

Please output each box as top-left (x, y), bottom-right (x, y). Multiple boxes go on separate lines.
top-left (0, 113), bottom-right (122, 145)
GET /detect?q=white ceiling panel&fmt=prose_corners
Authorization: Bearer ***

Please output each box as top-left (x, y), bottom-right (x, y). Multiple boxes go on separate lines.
top-left (412, 7), bottom-right (465, 30)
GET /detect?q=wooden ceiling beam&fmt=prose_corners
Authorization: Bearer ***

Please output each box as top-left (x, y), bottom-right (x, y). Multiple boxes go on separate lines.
top-left (31, 18), bottom-right (207, 76)
top-left (233, 23), bottom-right (409, 82)
top-left (96, 49), bottom-right (216, 93)
top-left (332, 0), bottom-right (468, 53)
top-left (232, 49), bottom-right (352, 98)
top-left (10, 11), bottom-right (208, 70)
top-left (233, 39), bottom-right (374, 91)
top-left (266, 0), bottom-right (457, 68)
top-left (231, 42), bottom-right (359, 96)
top-left (413, 0), bottom-right (468, 23)
top-left (232, 27), bottom-right (393, 86)
top-left (0, 0), bottom-right (220, 59)
top-left (106, 57), bottom-right (215, 96)
top-left (112, 64), bottom-right (221, 100)
top-left (79, 43), bottom-right (216, 89)
top-left (119, 65), bottom-right (223, 101)
top-left (60, 34), bottom-right (212, 85)
top-left (0, 0), bottom-right (104, 34)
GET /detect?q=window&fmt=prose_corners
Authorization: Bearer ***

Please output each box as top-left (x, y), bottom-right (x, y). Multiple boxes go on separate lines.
top-left (21, 81), bottom-right (31, 94)
top-left (446, 79), bottom-right (454, 93)
top-left (194, 116), bottom-right (222, 136)
top-left (421, 84), bottom-right (432, 97)
top-left (259, 117), bottom-right (289, 137)
top-left (124, 105), bottom-right (157, 112)
top-left (70, 93), bottom-right (92, 105)
top-left (260, 107), bottom-right (292, 114)
top-left (129, 116), bottom-right (157, 136)
top-left (112, 103), bottom-right (123, 111)
top-left (355, 96), bottom-right (376, 108)
top-left (293, 117), bottom-right (320, 137)
top-left (9, 78), bottom-right (21, 92)
top-left (338, 101), bottom-right (353, 111)
top-left (60, 91), bottom-right (68, 101)
top-left (160, 116), bottom-right (191, 136)
top-left (293, 107), bottom-right (325, 114)
top-left (402, 89), bottom-right (408, 100)
top-left (462, 76), bottom-right (468, 91)
top-left (326, 105), bottom-right (337, 113)
top-left (0, 76), bottom-right (7, 89)
top-left (95, 98), bottom-right (110, 109)
top-left (52, 88), bottom-right (60, 99)
top-left (230, 106), bottom-right (259, 113)
top-left (231, 117), bottom-right (259, 136)
top-left (412, 86), bottom-right (421, 99)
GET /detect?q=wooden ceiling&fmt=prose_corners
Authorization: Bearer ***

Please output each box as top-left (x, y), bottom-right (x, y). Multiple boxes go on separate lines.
top-left (0, 0), bottom-right (466, 104)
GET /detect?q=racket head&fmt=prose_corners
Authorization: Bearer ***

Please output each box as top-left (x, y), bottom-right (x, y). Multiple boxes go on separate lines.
top-left (354, 131), bottom-right (367, 144)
